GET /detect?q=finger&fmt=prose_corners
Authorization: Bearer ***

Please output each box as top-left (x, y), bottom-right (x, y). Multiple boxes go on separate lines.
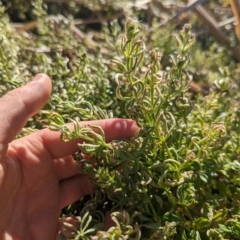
top-left (54, 155), bottom-right (81, 180)
top-left (59, 174), bottom-right (93, 210)
top-left (0, 74), bottom-right (52, 157)
top-left (39, 118), bottom-right (140, 159)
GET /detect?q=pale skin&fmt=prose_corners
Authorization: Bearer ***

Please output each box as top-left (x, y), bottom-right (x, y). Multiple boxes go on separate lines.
top-left (0, 74), bottom-right (139, 240)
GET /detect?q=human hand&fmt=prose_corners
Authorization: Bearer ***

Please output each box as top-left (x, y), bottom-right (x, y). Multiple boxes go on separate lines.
top-left (0, 74), bottom-right (139, 240)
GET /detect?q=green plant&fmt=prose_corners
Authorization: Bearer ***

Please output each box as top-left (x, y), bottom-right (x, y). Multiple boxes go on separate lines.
top-left (44, 18), bottom-right (240, 239)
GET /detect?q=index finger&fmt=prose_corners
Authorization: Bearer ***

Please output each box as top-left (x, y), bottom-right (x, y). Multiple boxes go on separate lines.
top-left (19, 118), bottom-right (140, 159)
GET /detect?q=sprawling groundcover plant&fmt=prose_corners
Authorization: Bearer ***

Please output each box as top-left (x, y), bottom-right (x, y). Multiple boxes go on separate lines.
top-left (1, 0), bottom-right (240, 239)
top-left (48, 20), bottom-right (240, 240)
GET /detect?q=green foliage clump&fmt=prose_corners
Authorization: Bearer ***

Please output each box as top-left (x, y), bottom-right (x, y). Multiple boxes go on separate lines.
top-left (1, 0), bottom-right (240, 239)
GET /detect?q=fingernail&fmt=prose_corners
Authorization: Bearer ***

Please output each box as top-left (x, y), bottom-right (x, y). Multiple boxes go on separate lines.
top-left (132, 121), bottom-right (141, 133)
top-left (32, 73), bottom-right (45, 81)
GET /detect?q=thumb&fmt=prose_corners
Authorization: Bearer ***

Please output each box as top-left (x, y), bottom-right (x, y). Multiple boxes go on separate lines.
top-left (0, 73), bottom-right (52, 158)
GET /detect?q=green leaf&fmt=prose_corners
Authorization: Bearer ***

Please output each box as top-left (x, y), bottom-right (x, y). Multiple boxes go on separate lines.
top-left (163, 212), bottom-right (180, 223)
top-left (193, 217), bottom-right (211, 229)
top-left (142, 222), bottom-right (162, 229)
top-left (218, 224), bottom-right (232, 233)
top-left (212, 209), bottom-right (228, 223)
top-left (180, 159), bottom-right (201, 171)
top-left (199, 172), bottom-right (209, 183)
